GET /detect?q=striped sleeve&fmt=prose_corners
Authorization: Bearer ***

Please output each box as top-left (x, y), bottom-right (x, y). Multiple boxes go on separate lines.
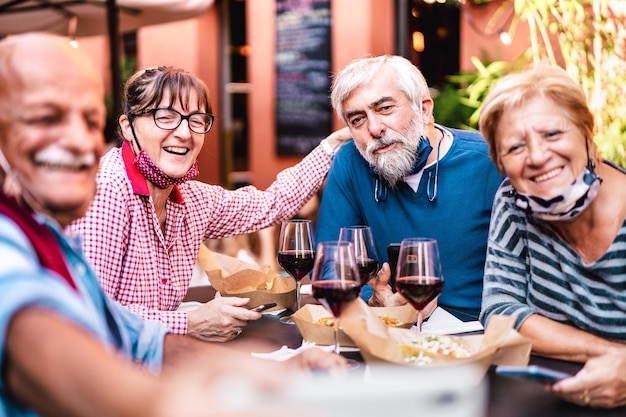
top-left (480, 181), bottom-right (535, 328)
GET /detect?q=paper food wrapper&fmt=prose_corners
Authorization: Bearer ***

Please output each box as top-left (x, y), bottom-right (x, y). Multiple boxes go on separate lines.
top-left (198, 245), bottom-right (295, 312)
top-left (340, 299), bottom-right (531, 381)
top-left (292, 303), bottom-right (418, 347)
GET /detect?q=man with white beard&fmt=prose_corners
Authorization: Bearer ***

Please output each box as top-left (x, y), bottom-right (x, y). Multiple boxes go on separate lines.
top-left (316, 55), bottom-right (503, 321)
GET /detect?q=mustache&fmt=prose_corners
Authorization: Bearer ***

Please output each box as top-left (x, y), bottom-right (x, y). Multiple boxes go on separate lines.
top-left (366, 134), bottom-right (403, 154)
top-left (34, 145), bottom-right (97, 168)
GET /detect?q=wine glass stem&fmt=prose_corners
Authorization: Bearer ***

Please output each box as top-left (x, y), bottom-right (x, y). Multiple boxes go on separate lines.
top-left (333, 318), bottom-right (340, 354)
top-left (417, 311), bottom-right (424, 332)
top-left (294, 280), bottom-right (301, 311)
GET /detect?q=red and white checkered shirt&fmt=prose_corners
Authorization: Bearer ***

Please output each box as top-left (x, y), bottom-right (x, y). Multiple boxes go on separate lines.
top-left (69, 141), bottom-right (330, 334)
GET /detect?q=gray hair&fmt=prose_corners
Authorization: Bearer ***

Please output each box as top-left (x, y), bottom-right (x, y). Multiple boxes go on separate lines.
top-left (330, 55), bottom-right (430, 123)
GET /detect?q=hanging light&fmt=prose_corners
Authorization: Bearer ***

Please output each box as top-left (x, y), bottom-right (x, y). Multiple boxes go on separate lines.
top-left (499, 29), bottom-right (512, 45)
top-left (412, 31), bottom-right (425, 52)
top-left (457, 0), bottom-right (514, 45)
top-left (68, 15), bottom-right (78, 48)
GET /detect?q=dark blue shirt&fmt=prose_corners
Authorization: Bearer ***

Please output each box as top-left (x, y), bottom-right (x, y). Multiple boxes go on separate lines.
top-left (316, 127), bottom-right (503, 320)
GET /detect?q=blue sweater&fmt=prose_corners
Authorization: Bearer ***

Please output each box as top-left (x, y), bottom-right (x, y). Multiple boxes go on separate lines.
top-left (316, 127), bottom-right (503, 320)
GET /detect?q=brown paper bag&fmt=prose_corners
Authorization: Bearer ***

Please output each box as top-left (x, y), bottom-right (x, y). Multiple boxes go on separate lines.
top-left (198, 244), bottom-right (295, 311)
top-left (340, 299), bottom-right (531, 380)
top-left (292, 303), bottom-right (418, 348)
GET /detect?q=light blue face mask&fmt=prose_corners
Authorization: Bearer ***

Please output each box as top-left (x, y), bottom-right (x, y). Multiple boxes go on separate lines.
top-left (513, 166), bottom-right (602, 222)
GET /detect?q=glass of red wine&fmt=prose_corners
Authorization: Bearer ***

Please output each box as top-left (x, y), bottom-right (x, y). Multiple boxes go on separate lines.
top-left (338, 225), bottom-right (379, 289)
top-left (394, 238), bottom-right (444, 332)
top-left (277, 219), bottom-right (315, 325)
top-left (310, 241), bottom-right (361, 357)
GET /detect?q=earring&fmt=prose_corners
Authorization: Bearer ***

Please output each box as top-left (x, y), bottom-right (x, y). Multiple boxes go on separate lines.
top-left (585, 138), bottom-right (596, 170)
top-left (587, 156), bottom-right (596, 170)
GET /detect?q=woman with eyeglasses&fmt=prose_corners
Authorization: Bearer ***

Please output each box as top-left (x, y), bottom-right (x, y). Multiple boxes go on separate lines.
top-left (69, 66), bottom-right (350, 342)
top-left (478, 65), bottom-right (626, 408)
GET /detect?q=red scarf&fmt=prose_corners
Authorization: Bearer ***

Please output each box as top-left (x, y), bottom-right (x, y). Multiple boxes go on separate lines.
top-left (0, 191), bottom-right (78, 291)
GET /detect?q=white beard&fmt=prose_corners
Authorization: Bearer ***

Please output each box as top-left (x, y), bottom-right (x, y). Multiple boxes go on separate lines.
top-left (357, 116), bottom-right (426, 187)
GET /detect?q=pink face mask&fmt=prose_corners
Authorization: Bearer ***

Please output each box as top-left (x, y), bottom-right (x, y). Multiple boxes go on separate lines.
top-left (133, 150), bottom-right (198, 189)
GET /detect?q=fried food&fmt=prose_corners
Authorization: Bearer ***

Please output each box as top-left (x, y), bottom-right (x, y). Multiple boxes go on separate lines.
top-left (378, 314), bottom-right (401, 327)
top-left (316, 314), bottom-right (402, 328)
top-left (316, 316), bottom-right (335, 327)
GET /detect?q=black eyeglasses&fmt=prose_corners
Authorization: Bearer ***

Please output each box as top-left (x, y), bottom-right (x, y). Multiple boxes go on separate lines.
top-left (146, 108), bottom-right (214, 134)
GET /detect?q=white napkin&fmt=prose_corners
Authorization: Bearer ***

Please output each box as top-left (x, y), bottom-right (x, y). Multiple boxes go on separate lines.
top-left (177, 299), bottom-right (284, 315)
top-left (251, 341), bottom-right (333, 361)
top-left (260, 308), bottom-right (286, 316)
top-left (299, 283), bottom-right (312, 295)
top-left (420, 307), bottom-right (484, 334)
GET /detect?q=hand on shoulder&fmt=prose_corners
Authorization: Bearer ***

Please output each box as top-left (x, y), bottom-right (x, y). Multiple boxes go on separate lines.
top-left (322, 127), bottom-right (352, 155)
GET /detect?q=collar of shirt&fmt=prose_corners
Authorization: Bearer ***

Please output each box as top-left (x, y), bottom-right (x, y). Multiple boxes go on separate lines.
top-left (121, 141), bottom-right (184, 204)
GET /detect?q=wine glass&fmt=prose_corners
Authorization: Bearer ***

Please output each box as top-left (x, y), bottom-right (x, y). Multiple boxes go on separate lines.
top-left (338, 225), bottom-right (379, 288)
top-left (277, 219), bottom-right (315, 324)
top-left (394, 238), bottom-right (444, 332)
top-left (310, 241), bottom-right (361, 357)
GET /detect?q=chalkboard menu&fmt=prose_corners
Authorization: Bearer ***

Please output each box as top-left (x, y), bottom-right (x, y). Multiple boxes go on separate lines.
top-left (276, 0), bottom-right (332, 156)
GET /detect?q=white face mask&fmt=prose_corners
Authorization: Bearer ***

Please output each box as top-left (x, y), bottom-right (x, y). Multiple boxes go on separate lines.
top-left (513, 166), bottom-right (602, 221)
top-left (0, 149), bottom-right (22, 197)
top-left (0, 149), bottom-right (46, 212)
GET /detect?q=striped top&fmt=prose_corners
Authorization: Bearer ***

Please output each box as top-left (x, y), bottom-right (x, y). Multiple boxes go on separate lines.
top-left (480, 178), bottom-right (626, 341)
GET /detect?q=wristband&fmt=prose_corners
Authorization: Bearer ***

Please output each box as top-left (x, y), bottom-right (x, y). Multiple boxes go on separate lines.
top-left (320, 139), bottom-right (335, 160)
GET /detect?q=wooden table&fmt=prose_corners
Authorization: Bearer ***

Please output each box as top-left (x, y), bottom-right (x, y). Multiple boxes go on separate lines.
top-left (185, 286), bottom-right (626, 417)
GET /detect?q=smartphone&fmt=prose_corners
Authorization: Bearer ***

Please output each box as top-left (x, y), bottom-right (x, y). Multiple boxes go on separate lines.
top-left (250, 303), bottom-right (277, 313)
top-left (495, 365), bottom-right (573, 384)
top-left (387, 243), bottom-right (400, 292)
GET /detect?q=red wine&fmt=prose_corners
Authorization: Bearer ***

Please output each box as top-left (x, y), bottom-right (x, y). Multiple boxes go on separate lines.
top-left (357, 257), bottom-right (379, 285)
top-left (277, 250), bottom-right (315, 281)
top-left (312, 280), bottom-right (360, 317)
top-left (395, 276), bottom-right (443, 310)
